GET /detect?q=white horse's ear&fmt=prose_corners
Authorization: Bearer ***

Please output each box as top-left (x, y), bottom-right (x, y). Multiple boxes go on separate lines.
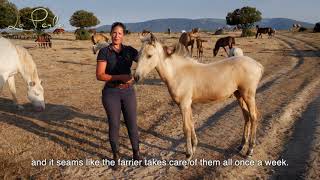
top-left (28, 81), bottom-right (36, 87)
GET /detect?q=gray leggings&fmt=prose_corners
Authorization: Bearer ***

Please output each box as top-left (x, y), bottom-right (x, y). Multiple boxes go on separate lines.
top-left (102, 86), bottom-right (139, 154)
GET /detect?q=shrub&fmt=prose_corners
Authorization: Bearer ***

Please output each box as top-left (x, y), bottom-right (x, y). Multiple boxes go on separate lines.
top-left (75, 28), bottom-right (91, 40)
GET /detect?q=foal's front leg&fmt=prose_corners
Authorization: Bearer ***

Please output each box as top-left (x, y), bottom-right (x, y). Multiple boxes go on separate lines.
top-left (180, 102), bottom-right (194, 160)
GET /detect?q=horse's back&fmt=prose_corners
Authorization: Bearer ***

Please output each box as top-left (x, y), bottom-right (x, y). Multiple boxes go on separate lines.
top-left (227, 56), bottom-right (264, 88)
top-left (0, 38), bottom-right (20, 74)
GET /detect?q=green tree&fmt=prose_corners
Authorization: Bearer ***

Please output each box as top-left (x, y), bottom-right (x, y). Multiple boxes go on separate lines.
top-left (69, 10), bottom-right (100, 29)
top-left (0, 0), bottom-right (19, 29)
top-left (226, 6), bottom-right (262, 29)
top-left (19, 6), bottom-right (56, 31)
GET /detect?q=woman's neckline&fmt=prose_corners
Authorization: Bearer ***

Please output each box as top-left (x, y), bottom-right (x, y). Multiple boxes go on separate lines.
top-left (111, 43), bottom-right (123, 53)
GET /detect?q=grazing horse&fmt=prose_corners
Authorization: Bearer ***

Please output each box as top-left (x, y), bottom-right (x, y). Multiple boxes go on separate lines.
top-left (0, 37), bottom-right (45, 111)
top-left (35, 33), bottom-right (52, 48)
top-left (213, 36), bottom-right (235, 57)
top-left (179, 28), bottom-right (200, 57)
top-left (134, 34), bottom-right (264, 160)
top-left (255, 25), bottom-right (273, 38)
top-left (53, 28), bottom-right (65, 34)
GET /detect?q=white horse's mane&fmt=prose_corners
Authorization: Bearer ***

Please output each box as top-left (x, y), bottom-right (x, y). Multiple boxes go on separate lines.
top-left (14, 45), bottom-right (39, 82)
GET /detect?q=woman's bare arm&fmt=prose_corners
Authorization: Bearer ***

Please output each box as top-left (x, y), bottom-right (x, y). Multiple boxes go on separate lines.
top-left (96, 61), bottom-right (132, 82)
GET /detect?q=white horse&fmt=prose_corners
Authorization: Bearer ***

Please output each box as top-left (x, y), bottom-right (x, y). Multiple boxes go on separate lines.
top-left (134, 34), bottom-right (264, 160)
top-left (229, 47), bottom-right (244, 57)
top-left (0, 37), bottom-right (45, 111)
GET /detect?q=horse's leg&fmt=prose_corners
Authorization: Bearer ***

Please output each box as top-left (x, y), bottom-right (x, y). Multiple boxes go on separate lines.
top-left (191, 44), bottom-right (193, 57)
top-left (243, 93), bottom-right (258, 157)
top-left (179, 100), bottom-right (193, 160)
top-left (197, 49), bottom-right (199, 59)
top-left (234, 91), bottom-right (250, 153)
top-left (223, 47), bottom-right (228, 57)
top-left (189, 106), bottom-right (198, 155)
top-left (0, 74), bottom-right (6, 93)
top-left (7, 76), bottom-right (23, 110)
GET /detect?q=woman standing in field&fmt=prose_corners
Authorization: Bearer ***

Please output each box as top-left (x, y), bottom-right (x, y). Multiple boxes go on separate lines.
top-left (96, 22), bottom-right (141, 168)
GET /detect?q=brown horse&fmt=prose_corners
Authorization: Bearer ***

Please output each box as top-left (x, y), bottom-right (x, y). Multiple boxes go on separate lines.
top-left (35, 33), bottom-right (52, 48)
top-left (196, 38), bottom-right (207, 61)
top-left (53, 28), bottom-right (65, 34)
top-left (179, 28), bottom-right (200, 57)
top-left (213, 36), bottom-right (235, 57)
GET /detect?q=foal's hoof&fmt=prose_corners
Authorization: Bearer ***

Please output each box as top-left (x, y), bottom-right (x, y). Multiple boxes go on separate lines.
top-left (186, 154), bottom-right (192, 159)
top-left (186, 153), bottom-right (194, 161)
top-left (246, 149), bottom-right (253, 158)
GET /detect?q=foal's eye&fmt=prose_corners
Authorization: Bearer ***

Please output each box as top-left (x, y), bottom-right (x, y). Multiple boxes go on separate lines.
top-left (147, 55), bottom-right (152, 58)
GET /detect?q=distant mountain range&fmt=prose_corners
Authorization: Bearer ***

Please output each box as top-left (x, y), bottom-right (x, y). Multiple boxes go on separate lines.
top-left (96, 18), bottom-right (315, 32)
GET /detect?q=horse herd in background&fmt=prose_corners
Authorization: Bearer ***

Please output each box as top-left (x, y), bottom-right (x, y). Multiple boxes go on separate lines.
top-left (0, 23), bottom-right (288, 57)
top-left (89, 24), bottom-right (277, 61)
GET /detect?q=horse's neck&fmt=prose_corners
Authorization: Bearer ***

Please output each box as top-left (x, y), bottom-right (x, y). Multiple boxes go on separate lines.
top-left (16, 46), bottom-right (38, 83)
top-left (155, 54), bottom-right (194, 88)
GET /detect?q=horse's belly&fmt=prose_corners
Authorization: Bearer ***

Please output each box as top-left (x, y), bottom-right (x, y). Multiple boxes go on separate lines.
top-left (192, 89), bottom-right (234, 103)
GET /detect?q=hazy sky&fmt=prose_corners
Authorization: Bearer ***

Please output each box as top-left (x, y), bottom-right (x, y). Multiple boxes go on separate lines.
top-left (9, 0), bottom-right (319, 30)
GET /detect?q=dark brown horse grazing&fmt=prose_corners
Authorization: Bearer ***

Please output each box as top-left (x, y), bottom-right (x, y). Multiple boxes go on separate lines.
top-left (213, 36), bottom-right (235, 57)
top-left (35, 33), bottom-right (52, 48)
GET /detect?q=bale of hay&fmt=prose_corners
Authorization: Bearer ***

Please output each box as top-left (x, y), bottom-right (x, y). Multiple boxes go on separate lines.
top-left (313, 23), bottom-right (320, 32)
top-left (214, 29), bottom-right (224, 35)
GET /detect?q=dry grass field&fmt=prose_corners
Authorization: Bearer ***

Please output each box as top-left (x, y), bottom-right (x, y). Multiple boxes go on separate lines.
top-left (0, 30), bottom-right (319, 179)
